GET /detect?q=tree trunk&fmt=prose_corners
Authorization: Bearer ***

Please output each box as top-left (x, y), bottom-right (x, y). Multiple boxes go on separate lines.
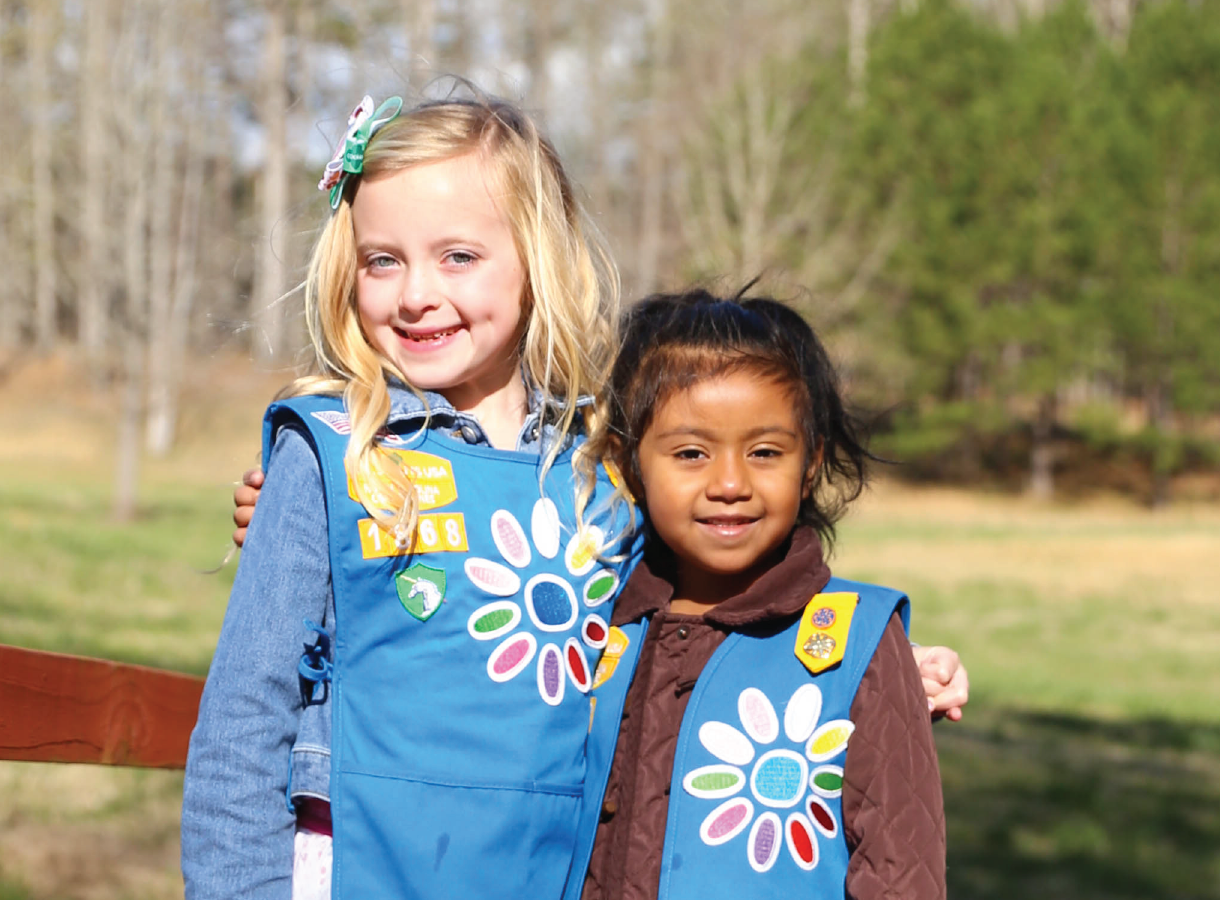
top-left (1028, 392), bottom-right (1056, 500)
top-left (635, 4), bottom-right (672, 296)
top-left (112, 0), bottom-right (151, 520)
top-left (253, 0), bottom-right (290, 366)
top-left (79, 0), bottom-right (112, 365)
top-left (526, 0), bottom-right (554, 117)
top-left (407, 0), bottom-right (436, 78)
top-left (1146, 379), bottom-right (1173, 508)
top-left (144, 1), bottom-right (179, 456)
top-left (0, 2), bottom-right (17, 351)
top-left (847, 0), bottom-right (870, 108)
top-left (1106, 0), bottom-right (1131, 51)
top-left (30, 0), bottom-right (57, 350)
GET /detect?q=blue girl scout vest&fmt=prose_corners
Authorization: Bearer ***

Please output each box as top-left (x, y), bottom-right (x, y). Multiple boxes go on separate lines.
top-left (263, 395), bottom-right (639, 900)
top-left (568, 579), bottom-right (909, 900)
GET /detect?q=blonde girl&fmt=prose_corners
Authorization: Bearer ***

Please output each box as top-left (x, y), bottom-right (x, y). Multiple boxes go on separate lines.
top-left (183, 93), bottom-right (639, 900)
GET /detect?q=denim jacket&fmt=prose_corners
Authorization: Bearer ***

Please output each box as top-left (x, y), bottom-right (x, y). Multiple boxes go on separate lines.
top-left (181, 385), bottom-right (592, 900)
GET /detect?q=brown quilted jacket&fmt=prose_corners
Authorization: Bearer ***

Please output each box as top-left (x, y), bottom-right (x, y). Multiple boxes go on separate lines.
top-left (582, 527), bottom-right (946, 900)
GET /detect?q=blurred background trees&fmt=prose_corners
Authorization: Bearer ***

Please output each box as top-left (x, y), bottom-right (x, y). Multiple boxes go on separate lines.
top-left (1, 0), bottom-right (1217, 512)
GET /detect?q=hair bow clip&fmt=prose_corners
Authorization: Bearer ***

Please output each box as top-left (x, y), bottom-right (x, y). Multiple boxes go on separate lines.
top-left (318, 94), bottom-right (404, 209)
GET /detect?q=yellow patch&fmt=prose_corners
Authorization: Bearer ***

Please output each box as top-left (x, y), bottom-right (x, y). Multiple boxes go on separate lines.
top-left (808, 723), bottom-right (854, 756)
top-left (591, 626), bottom-right (630, 689)
top-left (794, 592), bottom-right (858, 675)
top-left (358, 513), bottom-right (468, 558)
top-left (346, 449), bottom-right (458, 511)
top-left (604, 626), bottom-right (630, 659)
top-left (568, 531), bottom-right (600, 572)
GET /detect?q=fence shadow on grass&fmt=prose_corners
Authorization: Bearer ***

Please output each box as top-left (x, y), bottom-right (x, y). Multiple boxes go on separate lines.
top-left (939, 706), bottom-right (1220, 900)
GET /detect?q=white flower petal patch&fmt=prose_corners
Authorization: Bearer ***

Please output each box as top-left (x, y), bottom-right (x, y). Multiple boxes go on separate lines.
top-left (783, 683), bottom-right (823, 743)
top-left (699, 721), bottom-right (755, 767)
top-left (530, 498), bottom-right (561, 559)
top-left (738, 688), bottom-right (779, 745)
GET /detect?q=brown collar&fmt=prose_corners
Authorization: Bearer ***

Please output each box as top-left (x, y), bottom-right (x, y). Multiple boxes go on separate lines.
top-left (610, 527), bottom-right (832, 629)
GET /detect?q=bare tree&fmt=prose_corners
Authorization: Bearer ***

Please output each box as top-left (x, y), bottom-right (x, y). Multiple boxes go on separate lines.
top-left (0, 1), bottom-right (21, 351)
top-left (634, 1), bottom-right (673, 296)
top-left (145, 0), bottom-right (207, 456)
top-left (407, 0), bottom-right (436, 79)
top-left (252, 0), bottom-right (291, 365)
top-left (112, 0), bottom-right (153, 520)
top-left (79, 0), bottom-right (114, 364)
top-left (847, 0), bottom-right (870, 107)
top-left (29, 0), bottom-right (57, 349)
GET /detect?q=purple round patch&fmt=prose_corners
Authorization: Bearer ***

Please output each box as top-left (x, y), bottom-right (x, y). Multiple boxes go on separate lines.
top-left (811, 606), bottom-right (836, 629)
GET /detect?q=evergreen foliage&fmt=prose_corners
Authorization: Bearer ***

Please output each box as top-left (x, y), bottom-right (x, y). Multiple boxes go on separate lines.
top-left (760, 0), bottom-right (1220, 500)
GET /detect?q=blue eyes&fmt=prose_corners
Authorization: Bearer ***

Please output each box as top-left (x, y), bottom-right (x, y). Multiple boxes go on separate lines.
top-left (364, 252), bottom-right (477, 270)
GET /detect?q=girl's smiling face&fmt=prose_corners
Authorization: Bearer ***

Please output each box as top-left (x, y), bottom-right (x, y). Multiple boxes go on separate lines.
top-left (351, 152), bottom-right (527, 416)
top-left (635, 370), bottom-right (817, 605)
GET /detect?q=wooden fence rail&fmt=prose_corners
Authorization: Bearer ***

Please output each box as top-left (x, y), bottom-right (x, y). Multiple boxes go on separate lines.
top-left (0, 644), bottom-right (204, 769)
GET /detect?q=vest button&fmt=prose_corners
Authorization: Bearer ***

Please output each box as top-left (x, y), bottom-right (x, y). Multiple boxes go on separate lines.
top-left (600, 797), bottom-right (618, 820)
top-left (676, 625), bottom-right (690, 639)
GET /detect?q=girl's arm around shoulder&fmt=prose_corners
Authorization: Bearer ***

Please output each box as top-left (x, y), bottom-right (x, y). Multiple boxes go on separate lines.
top-left (182, 427), bottom-right (332, 900)
top-left (842, 612), bottom-right (946, 900)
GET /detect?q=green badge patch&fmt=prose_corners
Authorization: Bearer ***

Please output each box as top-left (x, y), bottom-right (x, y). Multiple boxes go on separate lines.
top-left (396, 563), bottom-right (447, 621)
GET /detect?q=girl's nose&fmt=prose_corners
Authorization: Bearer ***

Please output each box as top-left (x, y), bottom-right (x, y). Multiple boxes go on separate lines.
top-left (399, 266), bottom-right (440, 316)
top-left (706, 454), bottom-right (751, 501)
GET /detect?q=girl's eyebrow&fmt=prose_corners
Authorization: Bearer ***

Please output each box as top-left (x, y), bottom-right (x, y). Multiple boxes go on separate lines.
top-left (654, 425), bottom-right (799, 441)
top-left (429, 235), bottom-right (490, 253)
top-left (356, 241), bottom-right (396, 255)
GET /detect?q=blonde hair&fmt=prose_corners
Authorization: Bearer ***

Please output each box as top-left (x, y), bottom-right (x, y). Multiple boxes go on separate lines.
top-left (283, 95), bottom-right (621, 542)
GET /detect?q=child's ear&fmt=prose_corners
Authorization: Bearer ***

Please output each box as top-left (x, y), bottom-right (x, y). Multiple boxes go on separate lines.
top-left (802, 440), bottom-right (824, 499)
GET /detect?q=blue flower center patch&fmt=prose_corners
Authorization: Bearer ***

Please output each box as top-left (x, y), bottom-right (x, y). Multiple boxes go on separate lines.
top-left (529, 580), bottom-right (574, 626)
top-left (752, 753), bottom-right (804, 805)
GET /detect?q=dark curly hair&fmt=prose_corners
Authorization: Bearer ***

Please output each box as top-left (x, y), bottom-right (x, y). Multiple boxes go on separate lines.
top-left (587, 288), bottom-right (875, 549)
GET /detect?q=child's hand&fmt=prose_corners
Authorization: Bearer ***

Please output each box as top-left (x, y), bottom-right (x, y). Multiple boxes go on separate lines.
top-left (913, 645), bottom-right (969, 721)
top-left (232, 468), bottom-right (264, 548)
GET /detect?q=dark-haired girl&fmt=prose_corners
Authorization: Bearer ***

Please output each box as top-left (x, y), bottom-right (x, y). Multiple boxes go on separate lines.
top-left (570, 289), bottom-right (946, 900)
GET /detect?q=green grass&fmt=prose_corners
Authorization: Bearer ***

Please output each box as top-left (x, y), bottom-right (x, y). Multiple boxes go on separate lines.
top-left (1, 354), bottom-right (1217, 898)
top-left (835, 487), bottom-right (1220, 898)
top-left (0, 474), bottom-right (235, 674)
